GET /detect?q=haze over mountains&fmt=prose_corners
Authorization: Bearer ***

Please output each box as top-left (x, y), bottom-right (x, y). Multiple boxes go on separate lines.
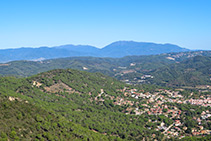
top-left (0, 41), bottom-right (189, 63)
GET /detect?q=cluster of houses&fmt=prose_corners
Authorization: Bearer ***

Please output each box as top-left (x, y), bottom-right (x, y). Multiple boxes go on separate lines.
top-left (170, 51), bottom-right (205, 59)
top-left (186, 98), bottom-right (211, 107)
top-left (94, 87), bottom-right (211, 138)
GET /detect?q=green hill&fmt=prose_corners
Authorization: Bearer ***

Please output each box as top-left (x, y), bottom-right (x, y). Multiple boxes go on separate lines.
top-left (0, 55), bottom-right (172, 77)
top-left (150, 56), bottom-right (211, 87)
top-left (0, 69), bottom-right (162, 140)
top-left (0, 68), bottom-right (210, 140)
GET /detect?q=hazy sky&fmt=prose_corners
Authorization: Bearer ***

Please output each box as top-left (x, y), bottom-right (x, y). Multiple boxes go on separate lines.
top-left (0, 0), bottom-right (211, 50)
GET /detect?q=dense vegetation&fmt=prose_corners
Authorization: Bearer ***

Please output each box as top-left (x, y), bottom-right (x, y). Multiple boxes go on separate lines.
top-left (0, 97), bottom-right (115, 141)
top-left (0, 55), bottom-right (172, 77)
top-left (0, 68), bottom-right (210, 140)
top-left (150, 56), bottom-right (211, 86)
top-left (0, 69), bottom-right (160, 140)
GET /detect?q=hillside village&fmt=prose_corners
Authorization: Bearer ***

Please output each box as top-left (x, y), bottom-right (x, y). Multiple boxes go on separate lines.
top-left (94, 87), bottom-right (211, 139)
top-left (29, 69), bottom-right (211, 139)
top-left (1, 66), bottom-right (210, 140)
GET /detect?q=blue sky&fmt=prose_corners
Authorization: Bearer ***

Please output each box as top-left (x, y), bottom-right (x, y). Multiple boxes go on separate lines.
top-left (0, 0), bottom-right (210, 50)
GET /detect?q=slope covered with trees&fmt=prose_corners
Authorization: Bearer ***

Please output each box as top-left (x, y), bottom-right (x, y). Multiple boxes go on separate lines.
top-left (0, 70), bottom-right (161, 140)
top-left (150, 56), bottom-right (211, 87)
top-left (0, 96), bottom-right (115, 141)
top-left (0, 69), bottom-right (210, 140)
top-left (0, 55), bottom-right (173, 77)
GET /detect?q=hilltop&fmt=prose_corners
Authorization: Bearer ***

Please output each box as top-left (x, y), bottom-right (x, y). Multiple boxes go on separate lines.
top-left (101, 41), bottom-right (188, 57)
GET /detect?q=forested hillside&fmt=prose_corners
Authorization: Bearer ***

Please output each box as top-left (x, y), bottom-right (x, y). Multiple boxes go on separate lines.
top-left (0, 97), bottom-right (111, 141)
top-left (150, 56), bottom-right (211, 86)
top-left (0, 70), bottom-right (159, 140)
top-left (0, 69), bottom-right (211, 140)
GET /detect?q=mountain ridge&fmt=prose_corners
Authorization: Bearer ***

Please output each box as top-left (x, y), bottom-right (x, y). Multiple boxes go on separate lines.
top-left (0, 41), bottom-right (190, 63)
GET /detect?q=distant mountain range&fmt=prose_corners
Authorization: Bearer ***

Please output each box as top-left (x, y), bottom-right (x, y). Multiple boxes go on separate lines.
top-left (0, 50), bottom-right (210, 87)
top-left (0, 41), bottom-right (189, 62)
